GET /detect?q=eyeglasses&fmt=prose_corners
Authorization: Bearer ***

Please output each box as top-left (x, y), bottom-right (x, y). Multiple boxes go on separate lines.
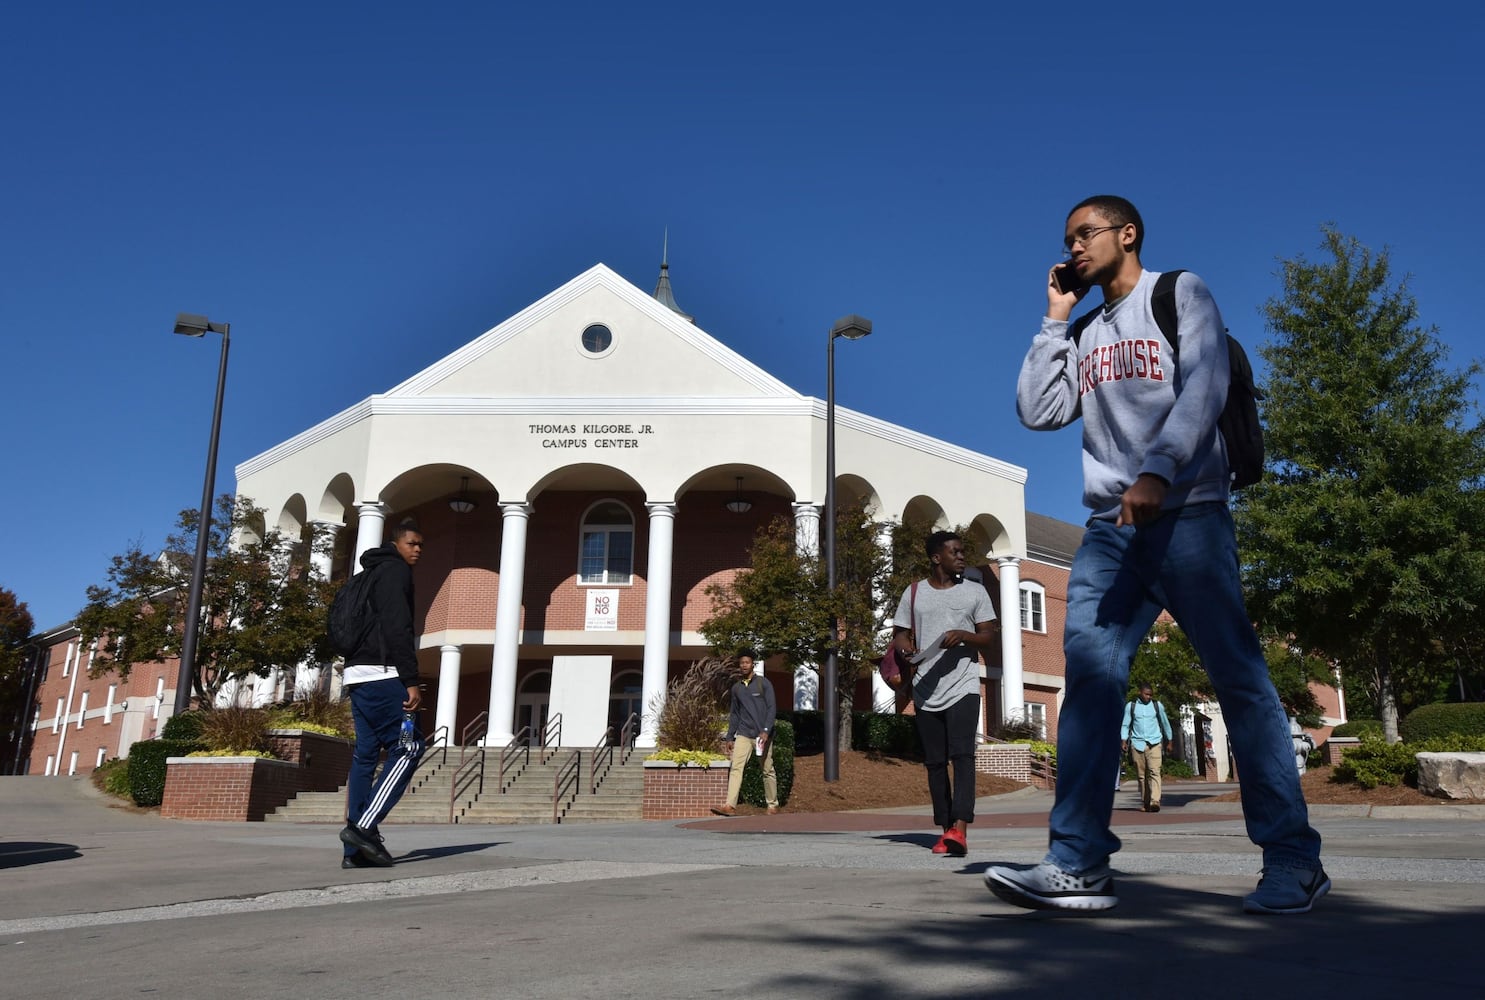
top-left (1063, 225), bottom-right (1122, 256)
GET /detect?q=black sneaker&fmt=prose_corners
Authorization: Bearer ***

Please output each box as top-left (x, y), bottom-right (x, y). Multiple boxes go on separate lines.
top-left (339, 824), bottom-right (395, 866)
top-left (984, 861), bottom-right (1118, 911)
top-left (342, 854), bottom-right (373, 869)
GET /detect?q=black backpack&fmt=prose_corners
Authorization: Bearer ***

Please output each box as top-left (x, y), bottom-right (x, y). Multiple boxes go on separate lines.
top-left (1072, 270), bottom-right (1265, 489)
top-left (326, 566), bottom-right (382, 659)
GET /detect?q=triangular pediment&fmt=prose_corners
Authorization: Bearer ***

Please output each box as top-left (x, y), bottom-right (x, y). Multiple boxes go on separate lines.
top-left (388, 264), bottom-right (800, 400)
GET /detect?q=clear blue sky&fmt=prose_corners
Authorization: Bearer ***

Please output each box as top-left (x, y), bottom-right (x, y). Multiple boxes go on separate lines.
top-left (3, 3), bottom-right (1479, 631)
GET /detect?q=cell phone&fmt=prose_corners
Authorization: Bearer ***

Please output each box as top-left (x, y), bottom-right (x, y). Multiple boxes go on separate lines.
top-left (1052, 261), bottom-right (1089, 295)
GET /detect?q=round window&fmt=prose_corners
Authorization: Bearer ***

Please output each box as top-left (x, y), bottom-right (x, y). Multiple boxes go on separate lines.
top-left (581, 324), bottom-right (613, 356)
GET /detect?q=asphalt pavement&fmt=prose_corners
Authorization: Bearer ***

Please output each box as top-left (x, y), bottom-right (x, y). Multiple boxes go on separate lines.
top-left (3, 775), bottom-right (1482, 999)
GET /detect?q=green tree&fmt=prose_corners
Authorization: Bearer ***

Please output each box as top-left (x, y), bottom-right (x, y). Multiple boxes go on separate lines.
top-left (701, 500), bottom-right (887, 750)
top-left (1, 587), bottom-right (37, 767)
top-left (1235, 228), bottom-right (1485, 742)
top-left (1129, 623), bottom-right (1329, 733)
top-left (76, 495), bottom-right (338, 706)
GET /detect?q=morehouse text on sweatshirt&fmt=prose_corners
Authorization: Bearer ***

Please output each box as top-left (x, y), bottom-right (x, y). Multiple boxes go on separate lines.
top-left (1015, 269), bottom-right (1232, 520)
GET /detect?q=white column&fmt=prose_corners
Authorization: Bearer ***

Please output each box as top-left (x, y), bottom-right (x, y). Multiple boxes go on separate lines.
top-left (436, 644), bottom-right (462, 746)
top-left (636, 502), bottom-right (676, 749)
top-left (487, 502), bottom-right (530, 745)
top-left (301, 519), bottom-right (343, 696)
top-left (792, 503), bottom-right (824, 711)
top-left (792, 502), bottom-right (821, 556)
top-left (997, 556), bottom-right (1025, 724)
top-left (352, 502), bottom-right (386, 574)
top-left (871, 521), bottom-right (897, 712)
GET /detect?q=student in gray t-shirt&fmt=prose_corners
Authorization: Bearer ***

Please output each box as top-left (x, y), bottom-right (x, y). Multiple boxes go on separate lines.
top-left (890, 531), bottom-right (997, 857)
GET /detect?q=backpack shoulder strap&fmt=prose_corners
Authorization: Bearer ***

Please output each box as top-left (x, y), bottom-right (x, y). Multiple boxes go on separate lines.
top-left (1069, 308), bottom-right (1099, 349)
top-left (1152, 269), bottom-right (1185, 360)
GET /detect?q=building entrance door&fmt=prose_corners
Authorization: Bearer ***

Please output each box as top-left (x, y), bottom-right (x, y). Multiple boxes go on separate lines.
top-left (517, 670), bottom-right (552, 747)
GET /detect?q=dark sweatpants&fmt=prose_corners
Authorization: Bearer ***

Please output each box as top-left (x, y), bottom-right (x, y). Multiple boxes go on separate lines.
top-left (915, 693), bottom-right (980, 829)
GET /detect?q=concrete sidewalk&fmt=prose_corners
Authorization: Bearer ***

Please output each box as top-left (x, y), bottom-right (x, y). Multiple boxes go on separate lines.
top-left (3, 776), bottom-right (1482, 999)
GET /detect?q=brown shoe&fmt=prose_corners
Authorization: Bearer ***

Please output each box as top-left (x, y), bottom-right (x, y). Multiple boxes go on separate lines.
top-left (710, 805), bottom-right (737, 816)
top-left (766, 806), bottom-right (778, 815)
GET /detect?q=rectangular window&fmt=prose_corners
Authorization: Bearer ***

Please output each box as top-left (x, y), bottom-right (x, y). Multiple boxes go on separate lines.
top-left (53, 698), bottom-right (63, 733)
top-left (105, 684), bottom-right (116, 724)
top-left (68, 750), bottom-right (79, 776)
top-left (1027, 702), bottom-right (1047, 739)
top-left (96, 747), bottom-right (107, 768)
top-left (45, 755), bottom-right (55, 776)
top-left (76, 692), bottom-right (89, 729)
top-left (153, 677), bottom-right (165, 720)
top-left (1019, 586), bottom-right (1046, 633)
top-left (580, 529), bottom-right (633, 584)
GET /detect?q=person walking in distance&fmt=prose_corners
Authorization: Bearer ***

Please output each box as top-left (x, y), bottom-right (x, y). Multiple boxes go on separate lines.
top-left (890, 532), bottom-right (997, 857)
top-left (985, 195), bottom-right (1326, 914)
top-left (339, 522), bottom-right (426, 868)
top-left (1122, 684), bottom-right (1174, 812)
top-left (712, 653), bottom-right (778, 816)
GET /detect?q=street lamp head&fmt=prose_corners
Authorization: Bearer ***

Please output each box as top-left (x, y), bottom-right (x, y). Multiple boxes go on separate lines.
top-left (174, 313), bottom-right (229, 337)
top-left (831, 314), bottom-right (872, 341)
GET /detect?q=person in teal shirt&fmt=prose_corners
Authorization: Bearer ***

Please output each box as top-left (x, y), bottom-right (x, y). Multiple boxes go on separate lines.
top-left (1121, 684), bottom-right (1174, 812)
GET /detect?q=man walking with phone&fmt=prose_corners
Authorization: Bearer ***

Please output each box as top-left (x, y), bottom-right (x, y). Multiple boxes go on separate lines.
top-left (984, 195), bottom-right (1326, 915)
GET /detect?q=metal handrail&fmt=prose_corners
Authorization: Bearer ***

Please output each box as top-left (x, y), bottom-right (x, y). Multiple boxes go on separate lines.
top-left (617, 711), bottom-right (638, 764)
top-left (552, 748), bottom-right (581, 824)
top-left (540, 713), bottom-right (562, 758)
top-left (426, 724), bottom-right (450, 769)
top-left (498, 726), bottom-right (532, 792)
top-left (589, 726), bottom-right (616, 794)
top-left (448, 742), bottom-right (485, 823)
top-left (460, 712), bottom-right (489, 761)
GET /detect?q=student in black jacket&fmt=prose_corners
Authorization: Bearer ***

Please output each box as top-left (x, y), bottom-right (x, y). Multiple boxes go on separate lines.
top-left (339, 523), bottom-right (425, 868)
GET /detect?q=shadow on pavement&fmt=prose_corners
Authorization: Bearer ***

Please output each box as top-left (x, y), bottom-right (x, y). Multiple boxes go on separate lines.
top-left (394, 841), bottom-right (504, 863)
top-left (0, 841), bottom-right (83, 869)
top-left (729, 875), bottom-right (1483, 997)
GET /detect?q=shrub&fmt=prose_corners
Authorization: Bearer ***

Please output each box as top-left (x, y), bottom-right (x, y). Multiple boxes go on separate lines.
top-left (1334, 735), bottom-right (1485, 788)
top-left (161, 710), bottom-right (206, 742)
top-left (784, 710), bottom-right (824, 755)
top-left (186, 749), bottom-right (275, 759)
top-left (739, 719), bottom-right (795, 807)
top-left (852, 712), bottom-right (921, 757)
top-left (1330, 719), bottom-right (1385, 740)
top-left (197, 705), bottom-right (272, 755)
top-left (126, 739), bottom-right (204, 806)
top-left (992, 715), bottom-right (1044, 741)
top-left (655, 657), bottom-right (734, 751)
top-left (273, 689), bottom-right (354, 738)
top-left (91, 757), bottom-right (131, 799)
top-left (645, 749), bottom-right (726, 767)
top-left (1163, 757), bottom-right (1196, 779)
top-left (1012, 739), bottom-right (1056, 761)
top-left (1400, 703), bottom-right (1485, 744)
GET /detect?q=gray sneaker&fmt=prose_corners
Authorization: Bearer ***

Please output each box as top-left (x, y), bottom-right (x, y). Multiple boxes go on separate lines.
top-left (1243, 865), bottom-right (1330, 914)
top-left (984, 862), bottom-right (1118, 911)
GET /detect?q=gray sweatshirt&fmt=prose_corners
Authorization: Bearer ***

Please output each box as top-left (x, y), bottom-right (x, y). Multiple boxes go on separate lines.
top-left (1016, 269), bottom-right (1232, 519)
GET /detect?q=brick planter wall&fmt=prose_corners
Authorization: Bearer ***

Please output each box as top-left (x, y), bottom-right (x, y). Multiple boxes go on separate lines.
top-left (160, 757), bottom-right (301, 821)
top-left (642, 761), bottom-right (730, 819)
top-left (976, 743), bottom-right (1034, 784)
top-left (266, 729), bottom-right (353, 792)
top-left (1323, 736), bottom-right (1361, 767)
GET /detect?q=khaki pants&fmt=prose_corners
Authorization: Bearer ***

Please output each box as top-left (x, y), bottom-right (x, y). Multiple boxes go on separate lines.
top-left (1132, 741), bottom-right (1164, 808)
top-left (726, 735), bottom-right (778, 808)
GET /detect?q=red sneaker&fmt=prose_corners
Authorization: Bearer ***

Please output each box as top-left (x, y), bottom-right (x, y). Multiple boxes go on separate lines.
top-left (931, 834), bottom-right (950, 855)
top-left (943, 827), bottom-right (968, 857)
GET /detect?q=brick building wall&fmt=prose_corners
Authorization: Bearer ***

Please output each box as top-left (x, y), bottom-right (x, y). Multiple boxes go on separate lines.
top-left (160, 757), bottom-right (302, 822)
top-left (15, 630), bottom-right (182, 777)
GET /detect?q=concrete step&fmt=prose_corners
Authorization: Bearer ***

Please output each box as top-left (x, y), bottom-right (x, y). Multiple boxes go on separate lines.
top-left (266, 750), bottom-right (649, 824)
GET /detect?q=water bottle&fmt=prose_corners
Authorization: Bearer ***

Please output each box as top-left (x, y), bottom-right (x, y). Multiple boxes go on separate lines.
top-left (399, 712), bottom-right (417, 752)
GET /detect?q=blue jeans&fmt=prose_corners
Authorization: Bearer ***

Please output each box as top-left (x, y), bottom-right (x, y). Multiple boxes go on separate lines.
top-left (1047, 503), bottom-right (1321, 875)
top-left (344, 678), bottom-right (424, 857)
